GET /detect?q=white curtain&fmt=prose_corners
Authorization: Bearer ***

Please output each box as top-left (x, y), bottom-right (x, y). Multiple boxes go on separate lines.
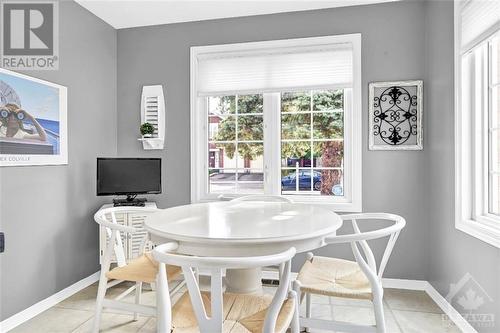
top-left (196, 44), bottom-right (353, 96)
top-left (460, 0), bottom-right (500, 52)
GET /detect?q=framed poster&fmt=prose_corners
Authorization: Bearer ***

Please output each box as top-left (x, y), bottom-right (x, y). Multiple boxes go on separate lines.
top-left (0, 68), bottom-right (67, 166)
top-left (369, 80), bottom-right (423, 150)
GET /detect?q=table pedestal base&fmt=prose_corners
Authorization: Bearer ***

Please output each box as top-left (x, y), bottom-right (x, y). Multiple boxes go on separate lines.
top-left (225, 268), bottom-right (262, 294)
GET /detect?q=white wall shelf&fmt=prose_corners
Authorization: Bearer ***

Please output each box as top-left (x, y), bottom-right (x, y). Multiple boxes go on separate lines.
top-left (137, 137), bottom-right (164, 150)
top-left (140, 85), bottom-right (165, 150)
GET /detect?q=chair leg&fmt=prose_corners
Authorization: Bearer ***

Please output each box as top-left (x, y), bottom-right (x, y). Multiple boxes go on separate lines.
top-left (92, 272), bottom-right (108, 333)
top-left (156, 263), bottom-right (172, 333)
top-left (373, 292), bottom-right (386, 333)
top-left (305, 293), bottom-right (312, 333)
top-left (292, 280), bottom-right (306, 333)
top-left (290, 290), bottom-right (300, 333)
top-left (134, 282), bottom-right (143, 321)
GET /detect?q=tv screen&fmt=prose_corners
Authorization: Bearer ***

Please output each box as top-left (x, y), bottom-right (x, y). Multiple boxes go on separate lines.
top-left (97, 158), bottom-right (161, 196)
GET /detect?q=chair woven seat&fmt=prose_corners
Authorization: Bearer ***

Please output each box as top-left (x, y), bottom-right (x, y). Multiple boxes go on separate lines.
top-left (171, 291), bottom-right (295, 333)
top-left (296, 256), bottom-right (372, 300)
top-left (106, 252), bottom-right (181, 283)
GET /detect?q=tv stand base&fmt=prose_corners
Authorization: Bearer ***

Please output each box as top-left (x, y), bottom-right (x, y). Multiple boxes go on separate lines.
top-left (113, 197), bottom-right (147, 207)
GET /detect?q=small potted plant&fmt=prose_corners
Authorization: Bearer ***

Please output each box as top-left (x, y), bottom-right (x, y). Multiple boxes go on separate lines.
top-left (140, 122), bottom-right (155, 138)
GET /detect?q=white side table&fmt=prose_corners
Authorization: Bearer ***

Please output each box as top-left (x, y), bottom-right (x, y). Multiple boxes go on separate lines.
top-left (97, 202), bottom-right (157, 265)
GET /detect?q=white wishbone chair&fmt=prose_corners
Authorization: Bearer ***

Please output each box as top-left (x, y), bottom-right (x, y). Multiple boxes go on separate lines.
top-left (153, 242), bottom-right (300, 333)
top-left (231, 195), bottom-right (292, 203)
top-left (293, 213), bottom-right (406, 333)
top-left (92, 207), bottom-right (183, 333)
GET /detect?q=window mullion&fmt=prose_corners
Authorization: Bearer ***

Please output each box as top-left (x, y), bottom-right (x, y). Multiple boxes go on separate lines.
top-left (310, 91), bottom-right (314, 192)
top-left (343, 88), bottom-right (353, 202)
top-left (263, 93), bottom-right (281, 195)
top-left (235, 94), bottom-right (239, 193)
top-left (200, 97), bottom-right (210, 201)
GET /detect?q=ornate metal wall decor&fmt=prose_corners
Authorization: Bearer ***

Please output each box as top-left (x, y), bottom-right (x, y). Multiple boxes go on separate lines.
top-left (369, 80), bottom-right (423, 150)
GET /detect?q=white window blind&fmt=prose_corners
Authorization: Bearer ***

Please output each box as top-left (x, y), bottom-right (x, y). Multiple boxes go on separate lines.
top-left (460, 0), bottom-right (500, 52)
top-left (196, 44), bottom-right (353, 96)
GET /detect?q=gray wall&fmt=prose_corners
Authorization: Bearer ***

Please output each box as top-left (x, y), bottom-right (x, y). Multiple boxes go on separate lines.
top-left (116, 0), bottom-right (428, 277)
top-left (6, 1), bottom-right (500, 329)
top-left (425, 1), bottom-right (500, 332)
top-left (0, 1), bottom-right (117, 320)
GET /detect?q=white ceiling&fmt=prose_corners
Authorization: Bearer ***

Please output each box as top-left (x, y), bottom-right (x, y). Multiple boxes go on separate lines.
top-left (75, 0), bottom-right (399, 29)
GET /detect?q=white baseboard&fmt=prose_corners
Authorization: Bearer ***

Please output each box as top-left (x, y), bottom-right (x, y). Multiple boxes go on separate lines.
top-left (0, 271), bottom-right (100, 332)
top-left (382, 278), bottom-right (476, 333)
top-left (382, 278), bottom-right (429, 290)
top-left (261, 269), bottom-right (298, 280)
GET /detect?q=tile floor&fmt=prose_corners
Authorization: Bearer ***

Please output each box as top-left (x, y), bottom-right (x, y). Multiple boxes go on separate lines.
top-left (10, 281), bottom-right (462, 333)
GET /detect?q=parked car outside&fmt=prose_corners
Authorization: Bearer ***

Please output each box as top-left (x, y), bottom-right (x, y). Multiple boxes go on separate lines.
top-left (281, 170), bottom-right (344, 195)
top-left (281, 170), bottom-right (322, 191)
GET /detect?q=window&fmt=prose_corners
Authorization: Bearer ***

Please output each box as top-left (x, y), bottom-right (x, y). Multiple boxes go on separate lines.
top-left (191, 35), bottom-right (361, 211)
top-left (455, 0), bottom-right (500, 246)
top-left (208, 94), bottom-right (264, 194)
top-left (280, 90), bottom-right (345, 196)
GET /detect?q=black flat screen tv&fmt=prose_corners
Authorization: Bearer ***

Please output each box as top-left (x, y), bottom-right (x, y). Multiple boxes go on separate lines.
top-left (97, 158), bottom-right (161, 197)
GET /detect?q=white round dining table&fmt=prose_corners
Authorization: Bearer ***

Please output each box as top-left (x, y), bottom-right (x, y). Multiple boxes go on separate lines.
top-left (145, 201), bottom-right (342, 293)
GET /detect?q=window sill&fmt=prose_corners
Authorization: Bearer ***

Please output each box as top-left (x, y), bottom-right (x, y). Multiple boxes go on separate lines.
top-left (200, 195), bottom-right (362, 212)
top-left (456, 217), bottom-right (500, 248)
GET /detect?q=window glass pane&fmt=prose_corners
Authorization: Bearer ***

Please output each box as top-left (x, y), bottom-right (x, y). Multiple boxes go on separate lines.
top-left (493, 86), bottom-right (499, 128)
top-left (208, 96), bottom-right (235, 115)
top-left (493, 128), bottom-right (500, 173)
top-left (313, 90), bottom-right (343, 111)
top-left (281, 114), bottom-right (311, 140)
top-left (313, 141), bottom-right (343, 168)
top-left (490, 118), bottom-right (499, 216)
top-left (209, 169), bottom-right (237, 194)
top-left (208, 143), bottom-right (236, 169)
top-left (281, 92), bottom-right (310, 112)
top-left (238, 115), bottom-right (263, 141)
top-left (238, 94), bottom-right (263, 114)
top-left (237, 170), bottom-right (264, 194)
top-left (313, 169), bottom-right (344, 196)
top-left (313, 112), bottom-right (344, 139)
top-left (209, 115), bottom-right (235, 141)
top-left (281, 142), bottom-right (311, 167)
top-left (490, 174), bottom-right (499, 215)
top-left (281, 169), bottom-right (315, 193)
top-left (236, 143), bottom-right (264, 170)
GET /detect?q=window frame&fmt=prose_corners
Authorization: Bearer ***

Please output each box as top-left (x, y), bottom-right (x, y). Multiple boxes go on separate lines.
top-left (454, 1), bottom-right (500, 247)
top-left (191, 35), bottom-right (362, 212)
